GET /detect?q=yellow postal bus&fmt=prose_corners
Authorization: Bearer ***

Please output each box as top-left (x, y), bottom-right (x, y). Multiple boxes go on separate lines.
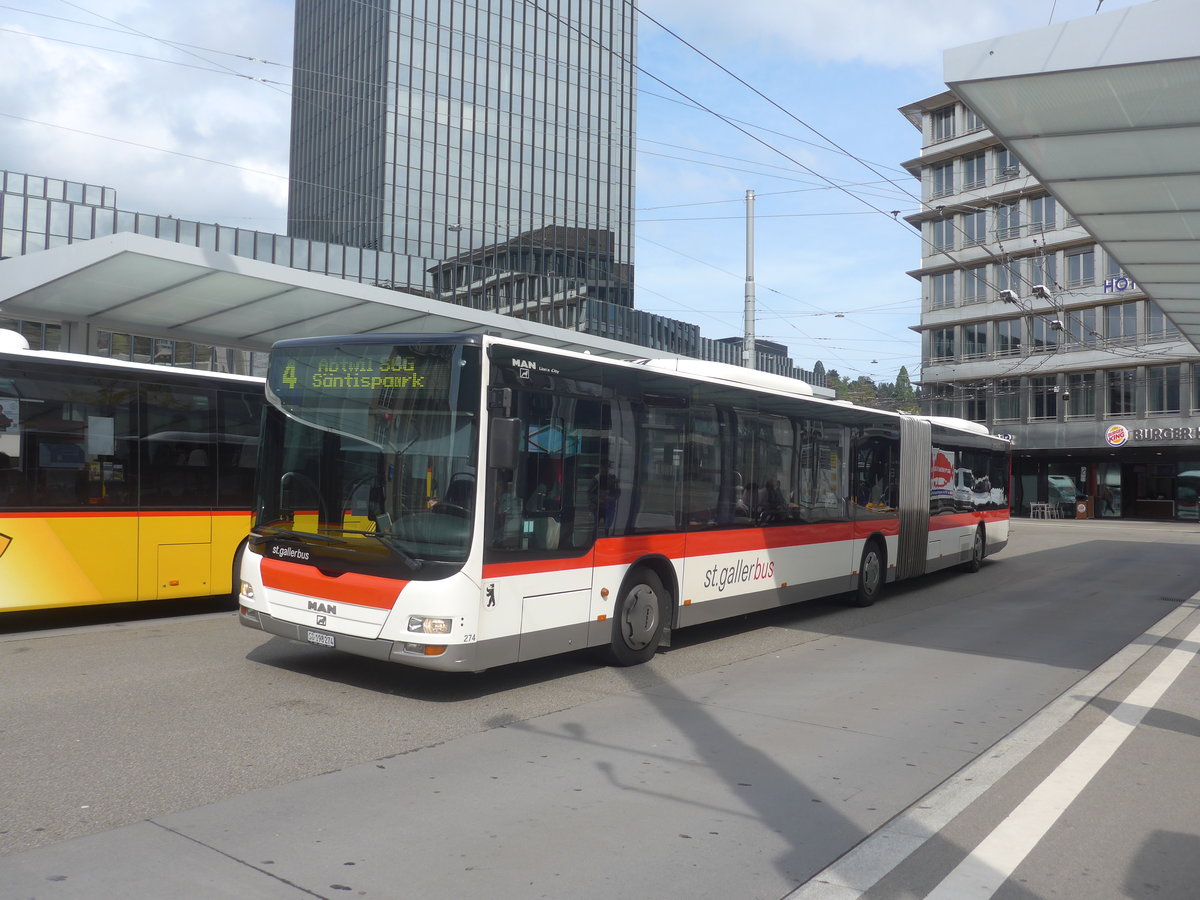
top-left (0, 329), bottom-right (263, 612)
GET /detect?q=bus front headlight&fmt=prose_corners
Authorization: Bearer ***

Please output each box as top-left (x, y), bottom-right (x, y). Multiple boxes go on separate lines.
top-left (408, 615), bottom-right (452, 635)
top-left (239, 581), bottom-right (255, 601)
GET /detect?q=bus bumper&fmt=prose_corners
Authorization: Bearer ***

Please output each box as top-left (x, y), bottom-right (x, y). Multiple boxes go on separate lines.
top-left (239, 606), bottom-right (501, 672)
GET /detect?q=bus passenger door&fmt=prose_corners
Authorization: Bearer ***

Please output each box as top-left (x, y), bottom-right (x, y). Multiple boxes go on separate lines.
top-left (138, 385), bottom-right (217, 600)
top-left (485, 389), bottom-right (600, 662)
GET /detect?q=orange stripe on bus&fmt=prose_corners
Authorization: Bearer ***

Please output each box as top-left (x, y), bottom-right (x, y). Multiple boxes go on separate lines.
top-left (480, 516), bottom-right (933, 580)
top-left (929, 509), bottom-right (1010, 531)
top-left (260, 558), bottom-right (406, 609)
top-left (0, 509), bottom-right (253, 519)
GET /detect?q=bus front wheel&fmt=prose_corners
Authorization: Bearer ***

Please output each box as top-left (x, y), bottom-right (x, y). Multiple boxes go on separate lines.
top-left (849, 540), bottom-right (885, 607)
top-left (607, 569), bottom-right (669, 666)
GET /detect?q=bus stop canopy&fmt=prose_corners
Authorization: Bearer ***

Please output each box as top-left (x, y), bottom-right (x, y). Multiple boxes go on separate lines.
top-left (0, 232), bottom-right (666, 361)
top-left (944, 0), bottom-right (1200, 347)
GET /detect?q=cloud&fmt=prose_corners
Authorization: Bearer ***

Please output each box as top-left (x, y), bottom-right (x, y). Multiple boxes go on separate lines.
top-left (0, 2), bottom-right (292, 229)
top-left (638, 0), bottom-right (1152, 68)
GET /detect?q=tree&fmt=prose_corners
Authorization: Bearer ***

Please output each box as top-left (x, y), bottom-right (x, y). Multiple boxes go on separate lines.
top-left (821, 367), bottom-right (919, 412)
top-left (892, 366), bottom-right (920, 414)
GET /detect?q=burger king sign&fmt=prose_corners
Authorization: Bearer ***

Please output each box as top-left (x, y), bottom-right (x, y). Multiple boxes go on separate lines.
top-left (1105, 424), bottom-right (1129, 447)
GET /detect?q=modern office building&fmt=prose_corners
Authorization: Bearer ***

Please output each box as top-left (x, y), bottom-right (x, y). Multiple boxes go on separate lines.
top-left (0, 167), bottom-right (825, 387)
top-left (289, 0), bottom-right (636, 310)
top-left (902, 90), bottom-right (1200, 520)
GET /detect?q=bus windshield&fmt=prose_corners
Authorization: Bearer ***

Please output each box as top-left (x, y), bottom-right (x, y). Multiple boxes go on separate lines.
top-left (255, 340), bottom-right (481, 571)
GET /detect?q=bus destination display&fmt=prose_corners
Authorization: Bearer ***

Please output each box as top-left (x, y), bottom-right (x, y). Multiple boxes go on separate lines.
top-left (270, 346), bottom-right (451, 401)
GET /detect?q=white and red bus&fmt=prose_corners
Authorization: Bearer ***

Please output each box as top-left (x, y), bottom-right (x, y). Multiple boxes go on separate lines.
top-left (237, 334), bottom-right (1009, 671)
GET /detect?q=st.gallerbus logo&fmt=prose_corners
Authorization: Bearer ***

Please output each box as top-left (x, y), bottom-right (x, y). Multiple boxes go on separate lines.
top-left (1105, 425), bottom-right (1129, 447)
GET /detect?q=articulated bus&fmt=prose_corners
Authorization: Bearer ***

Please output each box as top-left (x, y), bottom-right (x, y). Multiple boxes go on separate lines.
top-left (237, 333), bottom-right (1010, 671)
top-left (0, 329), bottom-right (263, 612)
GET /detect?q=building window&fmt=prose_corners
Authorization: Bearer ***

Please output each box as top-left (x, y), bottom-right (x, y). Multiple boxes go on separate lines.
top-left (0, 317), bottom-right (62, 351)
top-left (931, 161), bottom-right (954, 199)
top-left (964, 385), bottom-right (987, 423)
top-left (1029, 195), bottom-right (1056, 232)
top-left (1065, 248), bottom-right (1095, 287)
top-left (962, 209), bottom-right (986, 246)
top-left (1030, 376), bottom-right (1059, 420)
top-left (1065, 308), bottom-right (1098, 347)
top-left (964, 108), bottom-right (985, 133)
top-left (963, 322), bottom-right (988, 358)
top-left (1148, 365), bottom-right (1181, 414)
top-left (1193, 364), bottom-right (1200, 411)
top-left (995, 319), bottom-right (1023, 356)
top-left (1105, 301), bottom-right (1138, 345)
top-left (1029, 316), bottom-right (1060, 353)
top-left (963, 153), bottom-right (986, 189)
top-left (931, 217), bottom-right (955, 251)
top-left (995, 258), bottom-right (1021, 295)
top-left (1030, 253), bottom-right (1057, 293)
top-left (996, 146), bottom-right (1020, 181)
top-left (1066, 373), bottom-right (1096, 418)
top-left (995, 201), bottom-right (1021, 240)
top-left (1107, 368), bottom-right (1136, 417)
top-left (962, 265), bottom-right (987, 304)
top-left (1146, 302), bottom-right (1180, 341)
top-left (1105, 253), bottom-right (1124, 280)
top-left (931, 271), bottom-right (955, 309)
top-left (928, 384), bottom-right (955, 417)
top-left (994, 379), bottom-right (1020, 422)
top-left (932, 327), bottom-right (956, 361)
top-left (930, 106), bottom-right (955, 143)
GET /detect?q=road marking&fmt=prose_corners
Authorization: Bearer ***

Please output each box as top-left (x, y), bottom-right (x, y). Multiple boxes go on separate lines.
top-left (925, 615), bottom-right (1200, 899)
top-left (788, 597), bottom-right (1200, 900)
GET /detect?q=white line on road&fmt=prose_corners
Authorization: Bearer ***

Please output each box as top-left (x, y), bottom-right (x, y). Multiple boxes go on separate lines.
top-left (788, 597), bottom-right (1200, 900)
top-left (926, 616), bottom-right (1200, 899)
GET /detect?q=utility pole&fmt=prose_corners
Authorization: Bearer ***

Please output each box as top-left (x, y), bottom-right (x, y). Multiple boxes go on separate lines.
top-left (744, 189), bottom-right (757, 370)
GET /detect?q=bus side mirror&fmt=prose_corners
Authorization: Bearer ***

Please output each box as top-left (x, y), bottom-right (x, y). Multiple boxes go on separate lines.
top-left (488, 417), bottom-right (522, 471)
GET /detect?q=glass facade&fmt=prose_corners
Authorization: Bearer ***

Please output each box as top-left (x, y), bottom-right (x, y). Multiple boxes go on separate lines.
top-left (288, 0), bottom-right (636, 309)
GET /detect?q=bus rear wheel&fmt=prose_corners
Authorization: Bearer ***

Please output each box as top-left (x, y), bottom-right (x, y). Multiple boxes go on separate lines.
top-left (849, 539), bottom-right (885, 607)
top-left (961, 526), bottom-right (985, 573)
top-left (607, 569), bottom-right (669, 666)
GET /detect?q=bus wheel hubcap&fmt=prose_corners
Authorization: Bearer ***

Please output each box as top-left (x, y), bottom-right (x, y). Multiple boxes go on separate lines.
top-left (863, 553), bottom-right (879, 592)
top-left (623, 585), bottom-right (658, 649)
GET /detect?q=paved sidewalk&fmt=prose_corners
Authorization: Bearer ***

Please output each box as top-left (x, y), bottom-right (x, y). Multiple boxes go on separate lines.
top-left (795, 595), bottom-right (1200, 900)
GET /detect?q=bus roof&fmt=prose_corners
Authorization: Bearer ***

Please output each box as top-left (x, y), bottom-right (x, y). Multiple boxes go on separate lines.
top-left (0, 330), bottom-right (262, 386)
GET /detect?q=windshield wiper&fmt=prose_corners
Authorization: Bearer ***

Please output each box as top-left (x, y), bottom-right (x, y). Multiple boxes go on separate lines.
top-left (337, 528), bottom-right (425, 571)
top-left (258, 528), bottom-right (347, 548)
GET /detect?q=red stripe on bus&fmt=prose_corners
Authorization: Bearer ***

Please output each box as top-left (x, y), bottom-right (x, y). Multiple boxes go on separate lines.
top-left (929, 510), bottom-right (1010, 531)
top-left (481, 519), bottom-right (908, 579)
top-left (0, 509), bottom-right (252, 519)
top-left (260, 558), bottom-right (406, 609)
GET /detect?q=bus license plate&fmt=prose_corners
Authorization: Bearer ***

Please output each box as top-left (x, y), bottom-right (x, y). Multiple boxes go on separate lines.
top-left (306, 630), bottom-right (335, 648)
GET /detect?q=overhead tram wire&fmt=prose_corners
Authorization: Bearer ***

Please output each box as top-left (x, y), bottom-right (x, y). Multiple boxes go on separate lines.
top-left (8, 4), bottom-right (913, 290)
top-left (632, 2), bottom-right (1108, 328)
top-left (11, 2), bottom-right (1079, 378)
top-left (634, 231), bottom-right (919, 352)
top-left (0, 9), bottom-right (967, 385)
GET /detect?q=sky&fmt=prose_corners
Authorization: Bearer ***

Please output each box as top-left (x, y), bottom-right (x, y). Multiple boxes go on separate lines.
top-left (0, 0), bottom-right (1153, 383)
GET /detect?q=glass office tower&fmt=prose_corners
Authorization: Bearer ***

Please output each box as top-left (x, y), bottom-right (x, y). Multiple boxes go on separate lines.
top-left (289, 0), bottom-right (636, 307)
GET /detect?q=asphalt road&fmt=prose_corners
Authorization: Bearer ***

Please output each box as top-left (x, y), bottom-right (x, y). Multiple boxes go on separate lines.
top-left (2, 519), bottom-right (1199, 898)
